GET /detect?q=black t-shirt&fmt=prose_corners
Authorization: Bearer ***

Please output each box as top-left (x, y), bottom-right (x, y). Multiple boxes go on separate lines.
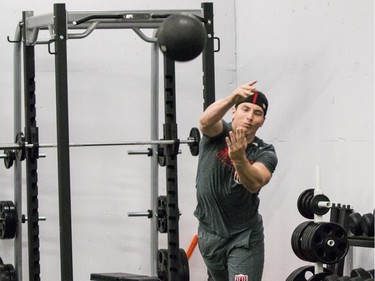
top-left (194, 120), bottom-right (278, 238)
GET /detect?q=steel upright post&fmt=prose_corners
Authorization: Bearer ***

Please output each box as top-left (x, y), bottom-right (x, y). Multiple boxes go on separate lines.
top-left (23, 10), bottom-right (41, 281)
top-left (150, 39), bottom-right (159, 277)
top-left (13, 23), bottom-right (23, 281)
top-left (53, 4), bottom-right (74, 281)
top-left (201, 2), bottom-right (216, 110)
top-left (163, 56), bottom-right (180, 281)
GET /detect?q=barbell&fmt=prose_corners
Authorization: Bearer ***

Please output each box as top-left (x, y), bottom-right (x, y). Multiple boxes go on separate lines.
top-left (0, 138), bottom-right (197, 149)
top-left (2, 127), bottom-right (201, 168)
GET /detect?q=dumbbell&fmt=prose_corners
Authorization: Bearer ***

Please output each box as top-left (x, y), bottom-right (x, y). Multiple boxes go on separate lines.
top-left (350, 268), bottom-right (373, 281)
top-left (324, 274), bottom-right (339, 281)
top-left (324, 270), bottom-right (374, 281)
top-left (337, 277), bottom-right (351, 281)
top-left (347, 212), bottom-right (374, 236)
top-left (324, 275), bottom-right (352, 281)
top-left (0, 257), bottom-right (16, 280)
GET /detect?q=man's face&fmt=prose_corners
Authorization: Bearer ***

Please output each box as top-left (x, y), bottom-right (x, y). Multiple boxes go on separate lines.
top-left (231, 102), bottom-right (265, 136)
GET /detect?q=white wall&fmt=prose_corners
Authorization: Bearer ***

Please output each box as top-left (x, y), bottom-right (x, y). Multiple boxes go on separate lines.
top-left (235, 0), bottom-right (374, 280)
top-left (0, 0), bottom-right (373, 281)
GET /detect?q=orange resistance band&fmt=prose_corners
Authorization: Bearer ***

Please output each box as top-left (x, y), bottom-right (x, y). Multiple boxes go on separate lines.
top-left (186, 234), bottom-right (199, 260)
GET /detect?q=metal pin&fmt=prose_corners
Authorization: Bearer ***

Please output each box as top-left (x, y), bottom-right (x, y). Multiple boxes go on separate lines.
top-left (127, 210), bottom-right (152, 218)
top-left (21, 215), bottom-right (46, 223)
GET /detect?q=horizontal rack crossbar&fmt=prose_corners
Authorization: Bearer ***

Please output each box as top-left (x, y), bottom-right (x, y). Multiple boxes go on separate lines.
top-left (0, 139), bottom-right (195, 150)
top-left (26, 9), bottom-right (203, 30)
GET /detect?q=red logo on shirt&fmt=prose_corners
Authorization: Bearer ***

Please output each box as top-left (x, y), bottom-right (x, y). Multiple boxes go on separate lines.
top-left (235, 274), bottom-right (249, 281)
top-left (216, 147), bottom-right (254, 171)
top-left (215, 147), bottom-right (232, 168)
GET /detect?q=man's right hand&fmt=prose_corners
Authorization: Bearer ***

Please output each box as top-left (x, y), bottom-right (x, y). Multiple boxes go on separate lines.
top-left (230, 80), bottom-right (258, 105)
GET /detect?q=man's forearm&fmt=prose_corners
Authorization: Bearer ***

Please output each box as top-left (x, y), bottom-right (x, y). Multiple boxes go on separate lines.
top-left (233, 160), bottom-right (271, 193)
top-left (200, 96), bottom-right (234, 128)
top-left (199, 96), bottom-right (235, 137)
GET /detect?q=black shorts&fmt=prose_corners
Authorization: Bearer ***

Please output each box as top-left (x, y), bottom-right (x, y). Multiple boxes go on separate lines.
top-left (198, 223), bottom-right (265, 281)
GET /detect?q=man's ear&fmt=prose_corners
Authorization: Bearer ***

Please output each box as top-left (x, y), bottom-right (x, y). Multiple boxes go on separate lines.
top-left (231, 106), bottom-right (237, 117)
top-left (260, 116), bottom-right (266, 127)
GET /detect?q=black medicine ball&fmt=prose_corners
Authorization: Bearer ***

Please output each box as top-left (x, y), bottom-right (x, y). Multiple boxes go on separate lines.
top-left (157, 14), bottom-right (207, 62)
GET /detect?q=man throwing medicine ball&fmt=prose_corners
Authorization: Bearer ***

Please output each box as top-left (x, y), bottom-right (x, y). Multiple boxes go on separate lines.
top-left (194, 80), bottom-right (278, 281)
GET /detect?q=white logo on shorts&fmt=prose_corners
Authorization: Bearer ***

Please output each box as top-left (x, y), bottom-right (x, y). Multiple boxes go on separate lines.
top-left (235, 274), bottom-right (248, 281)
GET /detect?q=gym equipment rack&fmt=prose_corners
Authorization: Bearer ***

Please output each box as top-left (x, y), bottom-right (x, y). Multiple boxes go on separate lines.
top-left (2, 3), bottom-right (216, 281)
top-left (287, 167), bottom-right (374, 280)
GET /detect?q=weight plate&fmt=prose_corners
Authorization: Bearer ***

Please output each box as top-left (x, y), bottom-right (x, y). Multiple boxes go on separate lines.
top-left (306, 191), bottom-right (315, 216)
top-left (297, 189), bottom-right (315, 219)
top-left (157, 249), bottom-right (189, 281)
top-left (157, 196), bottom-right (168, 233)
top-left (311, 194), bottom-right (330, 216)
top-left (286, 265), bottom-right (331, 281)
top-left (179, 248), bottom-right (189, 281)
top-left (297, 189), bottom-right (310, 218)
top-left (307, 222), bottom-right (349, 264)
top-left (0, 201), bottom-right (17, 240)
top-left (3, 150), bottom-right (15, 169)
top-left (157, 249), bottom-right (168, 281)
top-left (15, 132), bottom-right (26, 161)
top-left (158, 156), bottom-right (166, 167)
top-left (286, 265), bottom-right (314, 281)
top-left (301, 222), bottom-right (320, 262)
top-left (307, 272), bottom-right (331, 281)
top-left (188, 127), bottom-right (200, 156)
top-left (291, 221), bottom-right (314, 261)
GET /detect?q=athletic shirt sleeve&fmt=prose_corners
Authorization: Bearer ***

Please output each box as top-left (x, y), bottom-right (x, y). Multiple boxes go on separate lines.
top-left (251, 138), bottom-right (278, 175)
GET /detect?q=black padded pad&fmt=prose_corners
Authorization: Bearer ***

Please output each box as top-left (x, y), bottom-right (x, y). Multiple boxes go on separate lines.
top-left (90, 273), bottom-right (160, 281)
